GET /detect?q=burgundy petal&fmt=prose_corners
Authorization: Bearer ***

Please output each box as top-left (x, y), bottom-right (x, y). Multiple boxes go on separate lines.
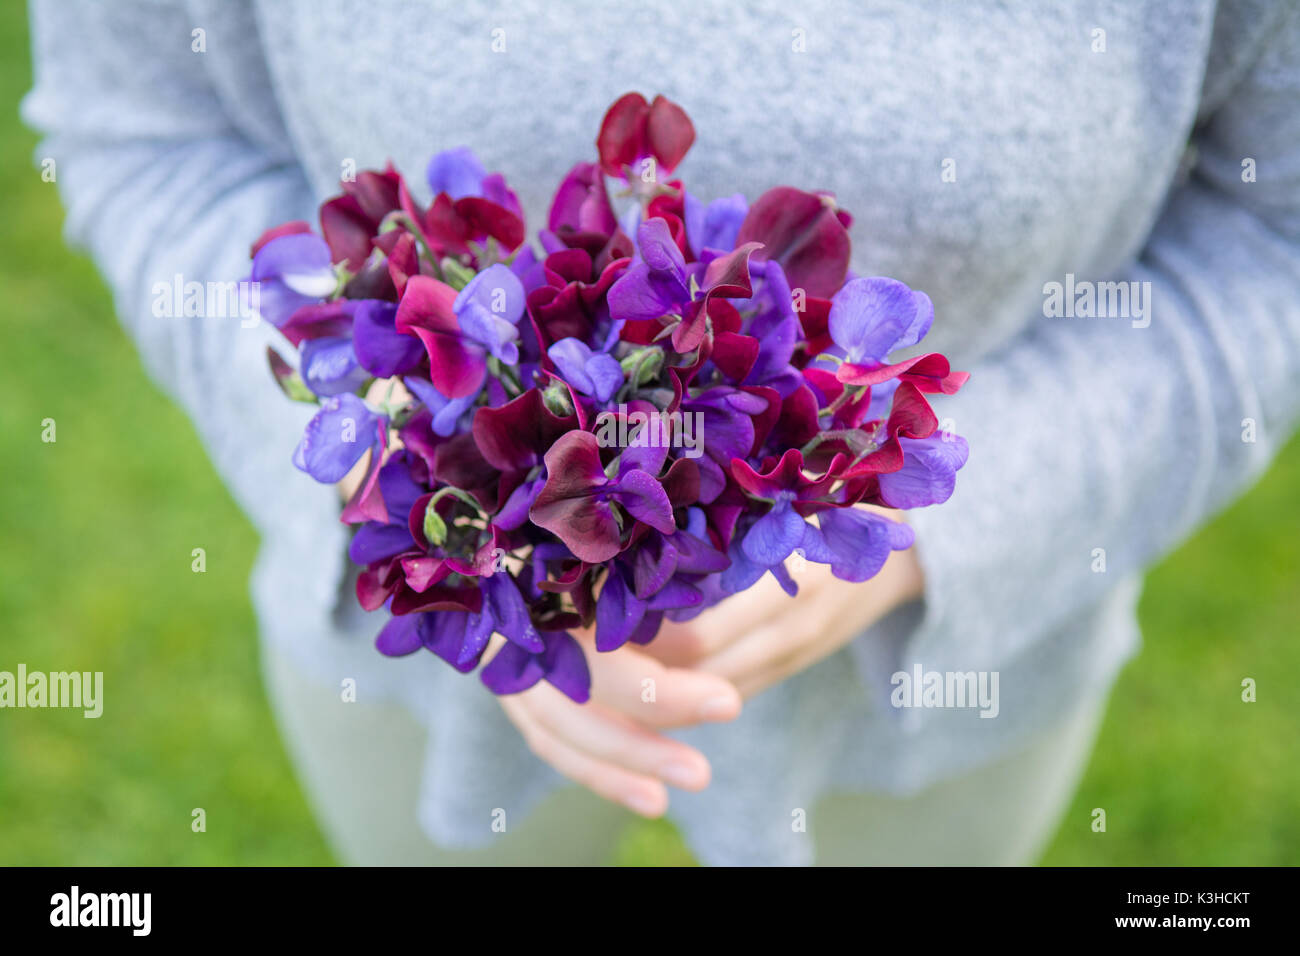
top-left (735, 187), bottom-right (850, 298)
top-left (472, 389), bottom-right (577, 472)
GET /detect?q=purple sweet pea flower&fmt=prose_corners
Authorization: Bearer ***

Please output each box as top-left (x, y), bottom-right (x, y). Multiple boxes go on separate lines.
top-left (426, 147), bottom-right (523, 217)
top-left (299, 336), bottom-right (370, 396)
top-left (348, 452), bottom-right (425, 564)
top-left (352, 299), bottom-right (424, 378)
top-left (730, 448), bottom-right (842, 571)
top-left (799, 508), bottom-right (915, 583)
top-left (740, 486), bottom-right (810, 569)
top-left (615, 410), bottom-right (670, 477)
top-left (421, 610), bottom-right (497, 672)
top-left (480, 572), bottom-right (545, 653)
top-left (679, 387), bottom-right (768, 503)
top-left (495, 475), bottom-right (546, 531)
top-left (453, 263), bottom-right (527, 365)
top-left (292, 392), bottom-right (387, 484)
top-left (742, 314), bottom-right (802, 396)
top-left (508, 245), bottom-right (548, 294)
top-left (479, 629), bottom-right (591, 702)
top-left (547, 337), bottom-right (624, 402)
top-left (375, 572), bottom-right (543, 672)
top-left (374, 612), bottom-right (422, 656)
top-left (738, 258), bottom-right (796, 338)
top-left (828, 276), bottom-right (934, 365)
top-left (427, 147), bottom-right (487, 199)
top-left (876, 433), bottom-right (970, 509)
top-left (684, 192), bottom-right (748, 255)
top-left (404, 375), bottom-right (479, 438)
top-left (864, 377), bottom-right (901, 422)
top-left (605, 218), bottom-right (692, 323)
top-left (250, 233), bottom-right (337, 328)
top-left (714, 533), bottom-right (800, 598)
top-left (593, 524), bottom-right (724, 652)
top-left (349, 521), bottom-right (415, 564)
top-left (608, 218), bottom-right (763, 352)
top-left (594, 563), bottom-right (644, 651)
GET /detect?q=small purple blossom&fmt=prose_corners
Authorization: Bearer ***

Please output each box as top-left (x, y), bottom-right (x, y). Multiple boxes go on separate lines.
top-left (299, 336), bottom-right (369, 397)
top-left (454, 263), bottom-right (527, 365)
top-left (404, 376), bottom-right (479, 438)
top-left (876, 433), bottom-right (970, 509)
top-left (684, 192), bottom-right (748, 255)
top-left (250, 233), bottom-right (336, 327)
top-left (292, 393), bottom-right (387, 484)
top-left (352, 299), bottom-right (424, 378)
top-left (829, 276), bottom-right (934, 366)
top-left (547, 337), bottom-right (624, 402)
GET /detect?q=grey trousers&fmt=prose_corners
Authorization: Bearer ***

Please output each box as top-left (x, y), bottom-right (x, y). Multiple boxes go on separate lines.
top-left (263, 646), bottom-right (1106, 866)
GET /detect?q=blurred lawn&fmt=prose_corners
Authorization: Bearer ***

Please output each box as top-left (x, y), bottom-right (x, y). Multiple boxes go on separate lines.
top-left (2, 4), bottom-right (1296, 867)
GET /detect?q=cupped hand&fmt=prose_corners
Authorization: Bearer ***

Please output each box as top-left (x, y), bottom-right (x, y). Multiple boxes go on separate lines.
top-left (495, 629), bottom-right (743, 818)
top-left (643, 508), bottom-right (925, 698)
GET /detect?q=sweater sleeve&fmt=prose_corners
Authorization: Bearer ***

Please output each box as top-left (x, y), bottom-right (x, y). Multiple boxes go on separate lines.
top-left (21, 0), bottom-right (345, 558)
top-left (898, 3), bottom-right (1300, 672)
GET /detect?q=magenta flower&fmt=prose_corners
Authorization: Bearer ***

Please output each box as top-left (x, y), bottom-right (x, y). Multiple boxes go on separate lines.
top-left (548, 161), bottom-right (618, 237)
top-left (395, 264), bottom-right (525, 399)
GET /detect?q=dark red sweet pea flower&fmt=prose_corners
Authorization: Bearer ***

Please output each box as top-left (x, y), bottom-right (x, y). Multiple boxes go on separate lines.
top-left (277, 300), bottom-right (356, 347)
top-left (526, 249), bottom-right (628, 353)
top-left (735, 187), bottom-right (851, 299)
top-left (472, 388), bottom-right (577, 473)
top-left (827, 381), bottom-right (940, 483)
top-left (398, 169), bottom-right (525, 260)
top-left (838, 352), bottom-right (971, 394)
top-left (373, 228), bottom-right (423, 298)
top-left (320, 164), bottom-right (404, 271)
top-left (646, 182), bottom-right (690, 257)
top-left (597, 92), bottom-right (696, 178)
top-left (530, 431), bottom-right (676, 562)
top-left (548, 161), bottom-right (619, 239)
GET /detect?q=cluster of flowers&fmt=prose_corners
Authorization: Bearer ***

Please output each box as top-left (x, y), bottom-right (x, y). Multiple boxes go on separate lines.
top-left (250, 93), bottom-right (969, 703)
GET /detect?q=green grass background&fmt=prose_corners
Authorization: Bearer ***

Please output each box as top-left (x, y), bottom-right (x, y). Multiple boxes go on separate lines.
top-left (1, 3), bottom-right (1296, 866)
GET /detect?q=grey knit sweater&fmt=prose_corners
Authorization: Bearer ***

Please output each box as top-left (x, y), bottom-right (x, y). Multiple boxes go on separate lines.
top-left (24, 0), bottom-right (1300, 865)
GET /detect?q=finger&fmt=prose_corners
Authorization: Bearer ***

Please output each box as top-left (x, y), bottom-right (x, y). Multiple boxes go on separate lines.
top-left (634, 618), bottom-right (712, 667)
top-left (694, 591), bottom-right (845, 693)
top-left (573, 632), bottom-right (743, 728)
top-left (695, 552), bottom-right (914, 695)
top-left (694, 618), bottom-right (806, 689)
top-left (499, 694), bottom-right (669, 818)
top-left (729, 634), bottom-right (842, 699)
top-left (519, 680), bottom-right (712, 791)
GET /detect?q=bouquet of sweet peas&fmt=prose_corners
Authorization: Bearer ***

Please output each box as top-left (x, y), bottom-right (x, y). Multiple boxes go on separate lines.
top-left (250, 92), bottom-right (968, 703)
